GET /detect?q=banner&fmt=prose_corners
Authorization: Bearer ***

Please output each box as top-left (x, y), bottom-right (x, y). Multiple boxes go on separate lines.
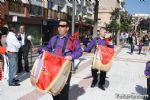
top-left (92, 45), bottom-right (114, 71)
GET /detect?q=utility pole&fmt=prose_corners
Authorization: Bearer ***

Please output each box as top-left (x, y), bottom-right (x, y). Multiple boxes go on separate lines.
top-left (71, 0), bottom-right (75, 72)
top-left (71, 0), bottom-right (75, 35)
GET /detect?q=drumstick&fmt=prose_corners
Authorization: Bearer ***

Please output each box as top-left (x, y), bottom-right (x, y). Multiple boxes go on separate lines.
top-left (30, 40), bottom-right (34, 48)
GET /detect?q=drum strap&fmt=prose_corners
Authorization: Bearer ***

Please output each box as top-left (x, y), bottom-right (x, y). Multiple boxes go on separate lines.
top-left (53, 37), bottom-right (58, 50)
top-left (53, 36), bottom-right (69, 56)
top-left (96, 37), bottom-right (99, 46)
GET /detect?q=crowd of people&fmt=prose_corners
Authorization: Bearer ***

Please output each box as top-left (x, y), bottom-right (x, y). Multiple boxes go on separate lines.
top-left (0, 25), bottom-right (31, 86)
top-left (120, 31), bottom-right (150, 55)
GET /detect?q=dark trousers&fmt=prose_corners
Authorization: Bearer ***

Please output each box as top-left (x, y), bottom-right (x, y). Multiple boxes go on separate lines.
top-left (130, 43), bottom-right (134, 53)
top-left (147, 78), bottom-right (150, 99)
top-left (52, 73), bottom-right (72, 100)
top-left (18, 46), bottom-right (29, 72)
top-left (91, 69), bottom-right (106, 85)
top-left (139, 48), bottom-right (142, 54)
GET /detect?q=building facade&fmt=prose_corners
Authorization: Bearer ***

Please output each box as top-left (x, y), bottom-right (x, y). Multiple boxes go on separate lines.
top-left (98, 0), bottom-right (124, 30)
top-left (1, 0), bottom-right (95, 45)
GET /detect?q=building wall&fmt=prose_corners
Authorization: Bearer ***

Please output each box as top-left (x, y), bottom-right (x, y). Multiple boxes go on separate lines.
top-left (98, 12), bottom-right (112, 28)
top-left (98, 0), bottom-right (124, 29)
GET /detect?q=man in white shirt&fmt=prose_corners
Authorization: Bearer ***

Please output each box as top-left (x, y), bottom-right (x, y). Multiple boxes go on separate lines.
top-left (6, 27), bottom-right (21, 86)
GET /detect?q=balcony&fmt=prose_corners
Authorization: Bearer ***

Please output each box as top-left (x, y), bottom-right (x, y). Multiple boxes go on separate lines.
top-left (51, 10), bottom-right (58, 19)
top-left (58, 12), bottom-right (67, 19)
top-left (8, 1), bottom-right (24, 14)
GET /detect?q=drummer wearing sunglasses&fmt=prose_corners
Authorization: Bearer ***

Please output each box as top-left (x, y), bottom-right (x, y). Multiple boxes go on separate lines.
top-left (32, 19), bottom-right (82, 100)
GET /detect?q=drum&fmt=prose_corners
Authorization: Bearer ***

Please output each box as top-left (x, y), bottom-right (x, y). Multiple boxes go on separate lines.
top-left (92, 45), bottom-right (114, 71)
top-left (30, 51), bottom-right (72, 96)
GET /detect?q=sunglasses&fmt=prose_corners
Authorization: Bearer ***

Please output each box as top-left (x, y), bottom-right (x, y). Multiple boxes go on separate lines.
top-left (58, 25), bottom-right (68, 27)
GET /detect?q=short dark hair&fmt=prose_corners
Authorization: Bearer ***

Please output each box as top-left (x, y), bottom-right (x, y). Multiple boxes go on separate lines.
top-left (1, 27), bottom-right (9, 35)
top-left (58, 19), bottom-right (69, 26)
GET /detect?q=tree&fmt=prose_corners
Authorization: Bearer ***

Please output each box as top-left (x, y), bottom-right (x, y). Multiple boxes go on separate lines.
top-left (120, 11), bottom-right (133, 32)
top-left (106, 8), bottom-right (120, 45)
top-left (106, 8), bottom-right (133, 45)
top-left (138, 18), bottom-right (150, 32)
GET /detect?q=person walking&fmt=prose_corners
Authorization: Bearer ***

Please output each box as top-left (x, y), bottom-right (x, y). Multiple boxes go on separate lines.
top-left (128, 32), bottom-right (137, 54)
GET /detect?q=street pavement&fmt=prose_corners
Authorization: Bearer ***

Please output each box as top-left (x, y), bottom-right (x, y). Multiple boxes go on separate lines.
top-left (0, 45), bottom-right (150, 100)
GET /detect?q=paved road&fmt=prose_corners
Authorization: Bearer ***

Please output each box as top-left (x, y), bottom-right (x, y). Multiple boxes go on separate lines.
top-left (0, 46), bottom-right (149, 100)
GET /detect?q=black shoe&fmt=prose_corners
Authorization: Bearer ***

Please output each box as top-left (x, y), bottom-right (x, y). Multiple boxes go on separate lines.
top-left (91, 81), bottom-right (97, 88)
top-left (18, 70), bottom-right (23, 73)
top-left (18, 69), bottom-right (23, 73)
top-left (13, 79), bottom-right (20, 82)
top-left (98, 85), bottom-right (105, 90)
top-left (9, 82), bottom-right (20, 86)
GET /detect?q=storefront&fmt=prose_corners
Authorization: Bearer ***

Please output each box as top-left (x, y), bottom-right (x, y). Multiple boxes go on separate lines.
top-left (6, 15), bottom-right (43, 45)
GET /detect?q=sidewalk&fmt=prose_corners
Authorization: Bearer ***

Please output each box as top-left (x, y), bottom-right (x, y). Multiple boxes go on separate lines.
top-left (1, 45), bottom-right (149, 100)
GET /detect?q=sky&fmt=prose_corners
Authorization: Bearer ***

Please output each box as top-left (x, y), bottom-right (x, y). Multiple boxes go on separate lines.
top-left (124, 0), bottom-right (150, 15)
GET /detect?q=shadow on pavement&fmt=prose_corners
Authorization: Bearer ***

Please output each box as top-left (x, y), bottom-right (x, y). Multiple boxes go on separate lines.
top-left (74, 58), bottom-right (86, 69)
top-left (121, 45), bottom-right (130, 49)
top-left (16, 72), bottom-right (30, 82)
top-left (104, 80), bottom-right (110, 88)
top-left (69, 84), bottom-right (85, 100)
top-left (83, 75), bottom-right (92, 79)
top-left (135, 85), bottom-right (147, 95)
top-left (126, 52), bottom-right (132, 54)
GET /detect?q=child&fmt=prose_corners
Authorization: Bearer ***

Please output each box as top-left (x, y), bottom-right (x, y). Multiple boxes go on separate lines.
top-left (144, 61), bottom-right (150, 99)
top-left (138, 38), bottom-right (143, 55)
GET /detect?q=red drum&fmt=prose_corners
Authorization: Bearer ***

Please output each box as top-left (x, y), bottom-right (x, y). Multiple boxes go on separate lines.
top-left (30, 51), bottom-right (72, 96)
top-left (92, 45), bottom-right (114, 71)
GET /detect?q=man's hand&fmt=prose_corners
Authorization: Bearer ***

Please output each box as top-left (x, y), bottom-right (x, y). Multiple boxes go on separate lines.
top-left (64, 56), bottom-right (72, 60)
top-left (32, 48), bottom-right (38, 53)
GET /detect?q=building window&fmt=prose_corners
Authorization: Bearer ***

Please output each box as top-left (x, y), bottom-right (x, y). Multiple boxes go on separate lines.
top-left (48, 1), bottom-right (53, 9)
top-left (58, 6), bottom-right (62, 12)
top-left (36, 0), bottom-right (42, 2)
top-left (68, 0), bottom-right (73, 3)
top-left (30, 5), bottom-right (42, 16)
top-left (67, 6), bottom-right (73, 15)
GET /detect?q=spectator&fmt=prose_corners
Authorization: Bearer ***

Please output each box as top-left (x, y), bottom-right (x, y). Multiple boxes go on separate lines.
top-left (6, 27), bottom-right (21, 86)
top-left (17, 25), bottom-right (31, 73)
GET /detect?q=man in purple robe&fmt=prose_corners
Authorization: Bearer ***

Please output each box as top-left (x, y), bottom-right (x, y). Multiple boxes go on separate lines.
top-left (33, 19), bottom-right (82, 100)
top-left (83, 27), bottom-right (114, 91)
